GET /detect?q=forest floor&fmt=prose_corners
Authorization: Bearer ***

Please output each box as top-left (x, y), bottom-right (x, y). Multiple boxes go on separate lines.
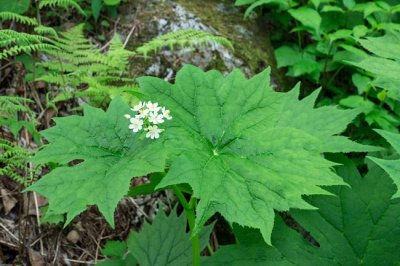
top-left (0, 0), bottom-right (284, 265)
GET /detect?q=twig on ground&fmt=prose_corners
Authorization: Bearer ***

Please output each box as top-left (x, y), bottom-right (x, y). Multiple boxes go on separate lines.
top-left (128, 197), bottom-right (150, 220)
top-left (0, 220), bottom-right (21, 243)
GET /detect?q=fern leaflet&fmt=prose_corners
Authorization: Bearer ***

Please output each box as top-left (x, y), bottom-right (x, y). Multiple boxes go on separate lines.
top-left (136, 29), bottom-right (234, 57)
top-left (0, 139), bottom-right (40, 187)
top-left (39, 0), bottom-right (87, 16)
top-left (0, 12), bottom-right (38, 25)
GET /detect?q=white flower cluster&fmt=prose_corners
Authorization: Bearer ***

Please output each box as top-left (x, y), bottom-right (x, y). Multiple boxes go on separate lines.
top-left (124, 101), bottom-right (172, 139)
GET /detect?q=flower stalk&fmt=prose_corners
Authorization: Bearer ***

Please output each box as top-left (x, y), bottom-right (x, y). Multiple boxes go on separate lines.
top-left (173, 186), bottom-right (201, 266)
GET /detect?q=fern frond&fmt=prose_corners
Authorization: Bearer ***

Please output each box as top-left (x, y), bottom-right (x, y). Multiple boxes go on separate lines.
top-left (0, 30), bottom-right (56, 59)
top-left (37, 26), bottom-right (137, 104)
top-left (39, 0), bottom-right (86, 16)
top-left (0, 96), bottom-right (33, 118)
top-left (0, 12), bottom-right (38, 25)
top-left (34, 25), bottom-right (58, 37)
top-left (94, 76), bottom-right (135, 83)
top-left (37, 73), bottom-right (80, 87)
top-left (136, 29), bottom-right (234, 57)
top-left (0, 139), bottom-right (40, 186)
top-left (81, 79), bottom-right (140, 106)
top-left (0, 96), bottom-right (38, 138)
top-left (0, 43), bottom-right (57, 59)
top-left (0, 30), bottom-right (53, 44)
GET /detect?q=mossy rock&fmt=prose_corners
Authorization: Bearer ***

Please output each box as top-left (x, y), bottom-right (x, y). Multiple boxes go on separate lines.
top-left (120, 0), bottom-right (288, 89)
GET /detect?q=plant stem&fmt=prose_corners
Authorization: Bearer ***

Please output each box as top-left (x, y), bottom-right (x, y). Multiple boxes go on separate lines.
top-left (322, 41), bottom-right (334, 89)
top-left (187, 199), bottom-right (200, 266)
top-left (172, 186), bottom-right (200, 266)
top-left (207, 243), bottom-right (214, 255)
top-left (172, 185), bottom-right (190, 209)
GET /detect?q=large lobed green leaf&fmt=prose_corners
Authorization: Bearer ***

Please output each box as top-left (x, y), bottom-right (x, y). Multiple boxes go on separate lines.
top-left (0, 0), bottom-right (30, 14)
top-left (368, 129), bottom-right (400, 198)
top-left (127, 208), bottom-right (213, 266)
top-left (98, 208), bottom-right (213, 266)
top-left (26, 98), bottom-right (166, 226)
top-left (138, 64), bottom-right (376, 244)
top-left (349, 31), bottom-right (400, 100)
top-left (204, 159), bottom-right (400, 265)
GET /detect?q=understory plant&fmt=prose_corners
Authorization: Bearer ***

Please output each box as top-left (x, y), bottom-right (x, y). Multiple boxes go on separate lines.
top-left (0, 5), bottom-right (232, 107)
top-left (0, 96), bottom-right (40, 186)
top-left (26, 65), bottom-right (400, 265)
top-left (236, 0), bottom-right (400, 133)
top-left (2, 0), bottom-right (400, 265)
top-left (36, 25), bottom-right (233, 106)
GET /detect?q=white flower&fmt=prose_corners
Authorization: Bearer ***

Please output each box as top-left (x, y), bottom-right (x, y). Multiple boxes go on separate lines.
top-left (146, 101), bottom-right (161, 112)
top-left (129, 117), bottom-right (143, 133)
top-left (149, 112), bottom-right (164, 124)
top-left (145, 125), bottom-right (162, 139)
top-left (161, 107), bottom-right (172, 120)
top-left (136, 108), bottom-right (150, 119)
top-left (131, 101), bottom-right (144, 112)
top-left (124, 114), bottom-right (131, 119)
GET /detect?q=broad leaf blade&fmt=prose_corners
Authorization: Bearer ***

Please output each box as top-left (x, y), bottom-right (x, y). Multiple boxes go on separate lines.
top-left (26, 98), bottom-right (166, 226)
top-left (204, 160), bottom-right (400, 265)
top-left (127, 208), bottom-right (214, 266)
top-left (358, 32), bottom-right (400, 61)
top-left (368, 129), bottom-right (400, 198)
top-left (288, 7), bottom-right (322, 35)
top-left (139, 65), bottom-right (373, 245)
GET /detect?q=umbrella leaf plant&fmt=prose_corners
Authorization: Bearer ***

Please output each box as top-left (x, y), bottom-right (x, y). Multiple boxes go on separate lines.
top-left (27, 65), bottom-right (381, 265)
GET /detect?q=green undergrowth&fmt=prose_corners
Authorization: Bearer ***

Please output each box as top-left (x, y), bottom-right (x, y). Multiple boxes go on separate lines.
top-left (1, 0), bottom-right (399, 265)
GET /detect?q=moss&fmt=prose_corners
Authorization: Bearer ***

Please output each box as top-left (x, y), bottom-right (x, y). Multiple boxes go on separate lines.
top-left (120, 0), bottom-right (289, 89)
top-left (177, 0), bottom-right (268, 71)
top-left (177, 0), bottom-right (289, 89)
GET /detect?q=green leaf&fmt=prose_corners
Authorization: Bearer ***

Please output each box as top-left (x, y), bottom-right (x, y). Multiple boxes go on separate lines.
top-left (339, 95), bottom-right (374, 112)
top-left (287, 57), bottom-right (322, 82)
top-left (334, 44), bottom-right (368, 64)
top-left (0, 0), bottom-right (30, 14)
top-left (39, 206), bottom-right (65, 224)
top-left (106, 4), bottom-right (117, 17)
top-left (288, 7), bottom-right (322, 35)
top-left (358, 32), bottom-right (400, 61)
top-left (104, 0), bottom-right (121, 6)
top-left (235, 0), bottom-right (256, 6)
top-left (352, 25), bottom-right (369, 38)
top-left (127, 173), bottom-right (164, 197)
top-left (377, 90), bottom-right (386, 102)
top-left (369, 129), bottom-right (400, 198)
top-left (101, 241), bottom-right (127, 258)
top-left (345, 33), bottom-right (400, 98)
top-left (355, 2), bottom-right (384, 18)
top-left (97, 255), bottom-right (137, 266)
top-left (26, 98), bottom-right (166, 227)
top-left (288, 56), bottom-right (321, 81)
top-left (342, 0), bottom-right (355, 9)
top-left (91, 0), bottom-right (102, 21)
top-left (321, 5), bottom-right (344, 13)
top-left (127, 208), bottom-right (214, 266)
top-left (328, 29), bottom-right (352, 42)
top-left (139, 65), bottom-right (376, 245)
top-left (204, 160), bottom-right (400, 265)
top-left (364, 109), bottom-right (399, 132)
top-left (348, 57), bottom-right (400, 100)
top-left (310, 0), bottom-right (320, 9)
top-left (244, 0), bottom-right (289, 17)
top-left (352, 73), bottom-right (371, 94)
top-left (274, 46), bottom-right (302, 67)
top-left (339, 96), bottom-right (398, 131)
top-left (275, 46), bottom-right (321, 80)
